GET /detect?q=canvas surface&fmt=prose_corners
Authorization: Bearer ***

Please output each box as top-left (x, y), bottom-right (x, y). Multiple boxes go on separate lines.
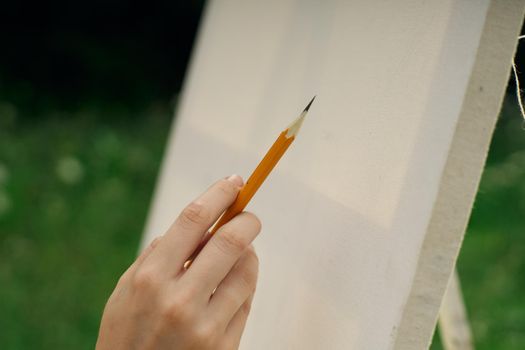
top-left (142, 0), bottom-right (522, 348)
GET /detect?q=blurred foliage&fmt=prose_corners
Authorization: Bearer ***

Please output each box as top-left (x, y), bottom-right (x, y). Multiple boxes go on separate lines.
top-left (0, 104), bottom-right (172, 349)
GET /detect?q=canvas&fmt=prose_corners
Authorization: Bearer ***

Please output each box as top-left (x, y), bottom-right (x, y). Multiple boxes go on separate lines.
top-left (142, 0), bottom-right (524, 348)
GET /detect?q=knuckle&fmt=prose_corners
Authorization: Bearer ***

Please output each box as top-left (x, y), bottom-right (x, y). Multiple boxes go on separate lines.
top-left (192, 321), bottom-right (219, 345)
top-left (214, 227), bottom-right (247, 255)
top-left (216, 179), bottom-right (238, 196)
top-left (179, 201), bottom-right (209, 228)
top-left (162, 293), bottom-right (195, 326)
top-left (132, 268), bottom-right (160, 291)
top-left (162, 305), bottom-right (190, 327)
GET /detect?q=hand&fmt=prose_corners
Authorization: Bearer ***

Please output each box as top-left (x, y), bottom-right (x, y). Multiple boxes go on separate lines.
top-left (96, 175), bottom-right (261, 350)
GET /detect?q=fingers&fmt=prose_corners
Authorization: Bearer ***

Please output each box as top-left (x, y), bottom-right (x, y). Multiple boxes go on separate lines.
top-left (209, 246), bottom-right (259, 326)
top-left (182, 211), bottom-right (261, 297)
top-left (224, 292), bottom-right (255, 348)
top-left (141, 175), bottom-right (244, 276)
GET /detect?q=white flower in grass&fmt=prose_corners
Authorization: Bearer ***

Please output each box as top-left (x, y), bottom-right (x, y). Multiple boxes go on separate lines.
top-left (56, 156), bottom-right (84, 185)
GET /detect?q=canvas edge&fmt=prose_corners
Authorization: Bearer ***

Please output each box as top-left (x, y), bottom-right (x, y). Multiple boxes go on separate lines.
top-left (393, 1), bottom-right (525, 349)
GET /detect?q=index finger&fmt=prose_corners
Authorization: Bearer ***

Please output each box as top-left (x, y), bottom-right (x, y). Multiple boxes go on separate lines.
top-left (140, 175), bottom-right (244, 277)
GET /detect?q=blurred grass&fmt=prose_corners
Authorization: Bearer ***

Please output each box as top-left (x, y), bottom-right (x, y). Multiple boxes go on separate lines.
top-left (0, 94), bottom-right (524, 349)
top-left (0, 102), bottom-right (172, 349)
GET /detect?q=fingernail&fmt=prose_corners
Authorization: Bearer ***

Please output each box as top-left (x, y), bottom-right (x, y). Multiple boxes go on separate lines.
top-left (227, 174), bottom-right (244, 187)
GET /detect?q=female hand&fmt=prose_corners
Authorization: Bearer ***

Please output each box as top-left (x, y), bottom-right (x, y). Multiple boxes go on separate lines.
top-left (96, 175), bottom-right (261, 350)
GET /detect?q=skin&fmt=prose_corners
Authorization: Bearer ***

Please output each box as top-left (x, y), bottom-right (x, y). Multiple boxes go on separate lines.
top-left (96, 175), bottom-right (261, 350)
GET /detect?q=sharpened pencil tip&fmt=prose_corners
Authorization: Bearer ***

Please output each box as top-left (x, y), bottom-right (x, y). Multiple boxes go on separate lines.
top-left (304, 96), bottom-right (316, 112)
top-left (286, 96), bottom-right (315, 138)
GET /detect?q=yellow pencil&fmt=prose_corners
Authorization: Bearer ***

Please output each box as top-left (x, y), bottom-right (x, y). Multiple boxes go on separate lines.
top-left (188, 96), bottom-right (315, 262)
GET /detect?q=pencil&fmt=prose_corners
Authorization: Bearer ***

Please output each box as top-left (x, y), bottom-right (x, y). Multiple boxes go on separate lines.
top-left (187, 96), bottom-right (315, 263)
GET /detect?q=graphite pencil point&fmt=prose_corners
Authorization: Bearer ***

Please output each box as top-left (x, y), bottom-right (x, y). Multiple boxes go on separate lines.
top-left (304, 95), bottom-right (316, 112)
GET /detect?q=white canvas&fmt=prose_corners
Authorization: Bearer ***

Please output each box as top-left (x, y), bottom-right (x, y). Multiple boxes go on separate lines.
top-left (142, 0), bottom-right (524, 348)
